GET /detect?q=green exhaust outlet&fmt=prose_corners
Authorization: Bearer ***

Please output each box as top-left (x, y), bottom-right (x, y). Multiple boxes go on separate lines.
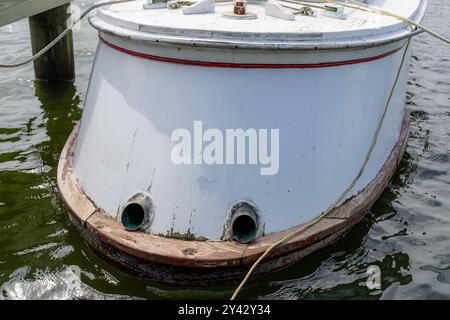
top-left (121, 192), bottom-right (154, 231)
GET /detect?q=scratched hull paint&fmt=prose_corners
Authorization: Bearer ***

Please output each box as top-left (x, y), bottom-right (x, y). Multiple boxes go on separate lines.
top-left (71, 0), bottom-right (426, 241)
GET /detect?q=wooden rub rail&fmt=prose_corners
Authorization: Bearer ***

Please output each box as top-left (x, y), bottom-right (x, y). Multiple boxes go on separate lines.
top-left (57, 114), bottom-right (410, 284)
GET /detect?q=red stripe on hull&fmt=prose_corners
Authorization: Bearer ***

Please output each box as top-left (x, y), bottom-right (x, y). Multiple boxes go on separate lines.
top-left (100, 37), bottom-right (403, 69)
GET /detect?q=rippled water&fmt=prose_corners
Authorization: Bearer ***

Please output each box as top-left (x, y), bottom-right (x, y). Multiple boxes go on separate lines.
top-left (0, 0), bottom-right (449, 300)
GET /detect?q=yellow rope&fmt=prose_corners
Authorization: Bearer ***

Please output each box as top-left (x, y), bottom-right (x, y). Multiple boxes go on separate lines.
top-left (230, 36), bottom-right (413, 301)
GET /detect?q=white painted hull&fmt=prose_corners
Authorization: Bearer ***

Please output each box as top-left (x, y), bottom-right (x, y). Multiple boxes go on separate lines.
top-left (71, 0), bottom-right (427, 242)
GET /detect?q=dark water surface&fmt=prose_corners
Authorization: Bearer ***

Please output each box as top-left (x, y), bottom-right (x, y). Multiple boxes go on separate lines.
top-left (0, 0), bottom-right (449, 299)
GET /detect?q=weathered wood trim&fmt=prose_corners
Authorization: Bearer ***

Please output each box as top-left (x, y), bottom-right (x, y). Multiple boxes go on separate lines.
top-left (57, 113), bottom-right (409, 283)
